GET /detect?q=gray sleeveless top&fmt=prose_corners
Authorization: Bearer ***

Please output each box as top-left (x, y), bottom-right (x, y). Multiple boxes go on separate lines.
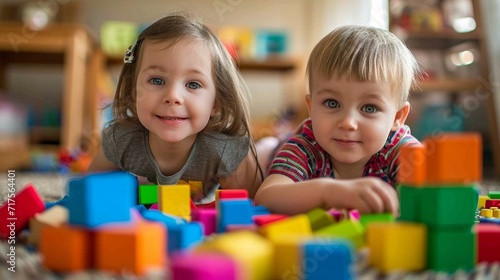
top-left (101, 123), bottom-right (249, 202)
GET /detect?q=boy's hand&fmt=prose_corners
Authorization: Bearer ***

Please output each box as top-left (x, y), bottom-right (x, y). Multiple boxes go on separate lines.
top-left (325, 177), bottom-right (399, 216)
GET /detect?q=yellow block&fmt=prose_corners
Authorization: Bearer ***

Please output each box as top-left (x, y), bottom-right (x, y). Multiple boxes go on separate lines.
top-left (271, 235), bottom-right (311, 280)
top-left (158, 184), bottom-right (190, 218)
top-left (481, 209), bottom-right (493, 218)
top-left (259, 214), bottom-right (312, 241)
top-left (194, 231), bottom-right (273, 280)
top-left (367, 222), bottom-right (427, 273)
top-left (478, 195), bottom-right (489, 209)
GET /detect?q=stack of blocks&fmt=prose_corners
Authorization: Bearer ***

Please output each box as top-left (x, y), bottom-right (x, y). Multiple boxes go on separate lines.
top-left (393, 133), bottom-right (481, 273)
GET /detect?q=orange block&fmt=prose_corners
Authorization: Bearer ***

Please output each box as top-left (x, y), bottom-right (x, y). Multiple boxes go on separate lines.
top-left (95, 221), bottom-right (166, 275)
top-left (397, 144), bottom-right (426, 186)
top-left (424, 133), bottom-right (482, 184)
top-left (40, 224), bottom-right (93, 272)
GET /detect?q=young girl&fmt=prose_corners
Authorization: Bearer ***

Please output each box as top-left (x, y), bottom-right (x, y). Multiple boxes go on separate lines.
top-left (88, 14), bottom-right (263, 202)
top-left (254, 25), bottom-right (422, 215)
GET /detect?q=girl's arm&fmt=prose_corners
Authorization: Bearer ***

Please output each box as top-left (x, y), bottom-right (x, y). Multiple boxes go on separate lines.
top-left (87, 149), bottom-right (119, 172)
top-left (219, 150), bottom-right (263, 199)
top-left (254, 174), bottom-right (399, 216)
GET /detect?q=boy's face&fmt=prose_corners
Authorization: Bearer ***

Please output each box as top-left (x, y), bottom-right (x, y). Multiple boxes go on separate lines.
top-left (306, 74), bottom-right (409, 168)
top-left (135, 39), bottom-right (217, 144)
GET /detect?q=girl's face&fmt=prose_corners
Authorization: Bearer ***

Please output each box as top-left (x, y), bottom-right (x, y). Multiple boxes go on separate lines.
top-left (306, 74), bottom-right (409, 169)
top-left (135, 39), bottom-right (217, 144)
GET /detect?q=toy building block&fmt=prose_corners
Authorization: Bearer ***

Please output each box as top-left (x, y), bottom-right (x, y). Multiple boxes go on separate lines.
top-left (28, 205), bottom-right (68, 246)
top-left (495, 209), bottom-right (500, 218)
top-left (167, 222), bottom-right (204, 253)
top-left (418, 185), bottom-right (477, 229)
top-left (348, 210), bottom-right (360, 221)
top-left (474, 223), bottom-right (500, 263)
top-left (478, 217), bottom-right (500, 225)
top-left (226, 224), bottom-right (258, 232)
top-left (170, 252), bottom-right (238, 280)
top-left (95, 221), bottom-right (166, 275)
top-left (252, 205), bottom-right (270, 216)
top-left (397, 184), bottom-right (420, 222)
top-left (194, 231), bottom-right (273, 280)
top-left (138, 184), bottom-right (158, 205)
top-left (423, 133), bottom-right (482, 184)
top-left (158, 184), bottom-right (191, 220)
top-left (260, 214), bottom-right (313, 241)
top-left (0, 184), bottom-right (45, 239)
top-left (478, 195), bottom-right (490, 209)
top-left (45, 195), bottom-right (71, 210)
top-left (216, 189), bottom-right (248, 200)
top-left (485, 199), bottom-right (500, 209)
top-left (397, 143), bottom-right (426, 185)
top-left (149, 204), bottom-right (159, 210)
top-left (427, 227), bottom-right (475, 273)
top-left (315, 220), bottom-right (366, 249)
top-left (253, 214), bottom-right (288, 227)
top-left (271, 235), bottom-right (310, 279)
top-left (40, 224), bottom-right (93, 272)
top-left (306, 208), bottom-right (335, 232)
top-left (358, 213), bottom-right (395, 229)
top-left (302, 238), bottom-right (354, 280)
top-left (217, 199), bottom-right (254, 233)
top-left (488, 190), bottom-right (500, 199)
top-left (481, 209), bottom-right (493, 218)
top-left (68, 171), bottom-right (137, 228)
top-left (191, 208), bottom-right (217, 235)
top-left (367, 222), bottom-right (427, 273)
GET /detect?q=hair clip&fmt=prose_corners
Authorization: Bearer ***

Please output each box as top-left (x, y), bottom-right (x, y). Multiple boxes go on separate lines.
top-left (124, 40), bottom-right (138, 64)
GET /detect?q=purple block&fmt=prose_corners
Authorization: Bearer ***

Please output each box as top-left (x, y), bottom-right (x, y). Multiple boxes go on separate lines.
top-left (191, 208), bottom-right (217, 236)
top-left (171, 252), bottom-right (237, 280)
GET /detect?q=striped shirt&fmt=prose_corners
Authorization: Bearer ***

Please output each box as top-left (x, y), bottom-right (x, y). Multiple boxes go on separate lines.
top-left (268, 119), bottom-right (419, 186)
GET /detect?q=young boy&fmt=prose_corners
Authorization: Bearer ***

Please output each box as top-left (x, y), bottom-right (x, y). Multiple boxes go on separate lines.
top-left (254, 25), bottom-right (422, 215)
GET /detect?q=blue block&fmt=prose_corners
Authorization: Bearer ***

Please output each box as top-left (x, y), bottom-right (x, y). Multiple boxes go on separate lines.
top-left (303, 239), bottom-right (354, 280)
top-left (479, 217), bottom-right (500, 225)
top-left (133, 204), bottom-right (148, 215)
top-left (45, 195), bottom-right (71, 210)
top-left (217, 199), bottom-right (253, 233)
top-left (252, 205), bottom-right (270, 216)
top-left (142, 209), bottom-right (186, 227)
top-left (68, 171), bottom-right (137, 228)
top-left (168, 222), bottom-right (204, 253)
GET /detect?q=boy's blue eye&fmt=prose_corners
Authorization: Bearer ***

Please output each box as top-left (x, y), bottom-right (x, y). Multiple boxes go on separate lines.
top-left (363, 105), bottom-right (379, 113)
top-left (186, 81), bottom-right (201, 89)
top-left (324, 99), bottom-right (340, 108)
top-left (149, 77), bottom-right (164, 86)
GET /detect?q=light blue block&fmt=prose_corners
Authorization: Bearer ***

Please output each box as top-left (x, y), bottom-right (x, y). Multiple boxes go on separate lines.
top-left (217, 199), bottom-right (253, 233)
top-left (168, 222), bottom-right (204, 253)
top-left (68, 171), bottom-right (137, 228)
top-left (303, 239), bottom-right (354, 280)
top-left (252, 205), bottom-right (270, 216)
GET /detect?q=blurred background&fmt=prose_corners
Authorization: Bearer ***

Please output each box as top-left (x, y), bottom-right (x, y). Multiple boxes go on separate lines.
top-left (0, 0), bottom-right (499, 178)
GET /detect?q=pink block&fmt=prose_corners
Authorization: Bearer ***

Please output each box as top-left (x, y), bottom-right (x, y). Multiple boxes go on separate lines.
top-left (349, 209), bottom-right (360, 220)
top-left (329, 210), bottom-right (344, 222)
top-left (149, 204), bottom-right (159, 210)
top-left (191, 208), bottom-right (217, 235)
top-left (0, 184), bottom-right (45, 239)
top-left (170, 252), bottom-right (237, 280)
top-left (218, 189), bottom-right (248, 200)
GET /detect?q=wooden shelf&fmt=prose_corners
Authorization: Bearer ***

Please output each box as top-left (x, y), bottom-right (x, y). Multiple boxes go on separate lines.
top-left (415, 78), bottom-right (482, 92)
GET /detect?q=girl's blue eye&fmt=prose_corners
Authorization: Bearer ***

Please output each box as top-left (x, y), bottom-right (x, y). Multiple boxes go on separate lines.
top-left (363, 105), bottom-right (379, 113)
top-left (186, 81), bottom-right (201, 89)
top-left (149, 77), bottom-right (164, 86)
top-left (324, 99), bottom-right (340, 109)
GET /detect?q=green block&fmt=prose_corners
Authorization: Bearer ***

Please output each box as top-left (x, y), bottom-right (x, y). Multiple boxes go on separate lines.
top-left (315, 220), bottom-right (365, 249)
top-left (397, 184), bottom-right (420, 222)
top-left (306, 208), bottom-right (334, 231)
top-left (419, 186), bottom-right (477, 228)
top-left (488, 190), bottom-right (500, 199)
top-left (427, 228), bottom-right (475, 273)
top-left (359, 213), bottom-right (395, 228)
top-left (138, 184), bottom-right (158, 205)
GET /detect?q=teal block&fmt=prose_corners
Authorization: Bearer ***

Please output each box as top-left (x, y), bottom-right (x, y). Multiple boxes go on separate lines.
top-left (359, 213), bottom-right (395, 228)
top-left (420, 186), bottom-right (477, 228)
top-left (397, 184), bottom-right (420, 222)
top-left (427, 228), bottom-right (475, 273)
top-left (488, 190), bottom-right (500, 199)
top-left (138, 184), bottom-right (158, 205)
top-left (306, 208), bottom-right (335, 231)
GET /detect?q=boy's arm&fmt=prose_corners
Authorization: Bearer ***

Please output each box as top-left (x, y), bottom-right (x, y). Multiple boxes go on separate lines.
top-left (219, 150), bottom-right (263, 199)
top-left (87, 149), bottom-right (119, 172)
top-left (254, 174), bottom-right (399, 216)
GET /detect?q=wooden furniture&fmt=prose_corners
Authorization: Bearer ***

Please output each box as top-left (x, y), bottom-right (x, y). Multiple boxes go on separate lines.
top-left (0, 22), bottom-right (99, 169)
top-left (389, 0), bottom-right (500, 177)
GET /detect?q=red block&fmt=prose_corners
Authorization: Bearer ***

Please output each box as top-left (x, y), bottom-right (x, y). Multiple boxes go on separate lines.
top-left (217, 189), bottom-right (248, 200)
top-left (253, 214), bottom-right (288, 226)
top-left (485, 199), bottom-right (500, 209)
top-left (0, 184), bottom-right (45, 239)
top-left (475, 223), bottom-right (500, 263)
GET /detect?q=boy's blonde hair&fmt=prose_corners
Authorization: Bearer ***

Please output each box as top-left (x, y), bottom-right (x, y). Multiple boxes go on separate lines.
top-left (306, 25), bottom-right (422, 108)
top-left (112, 13), bottom-right (251, 137)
